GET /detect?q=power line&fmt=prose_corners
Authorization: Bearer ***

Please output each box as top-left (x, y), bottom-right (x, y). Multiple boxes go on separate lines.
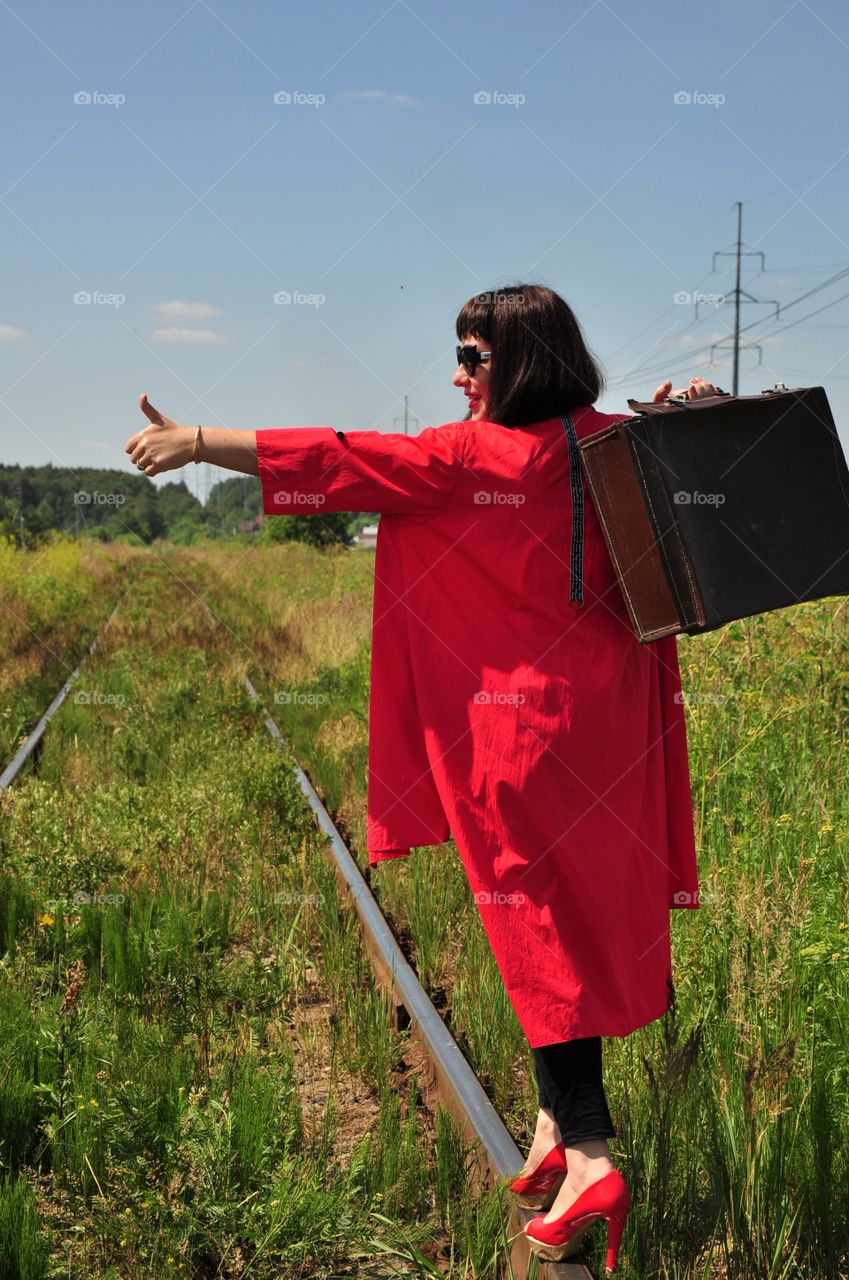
top-left (585, 202), bottom-right (736, 325)
top-left (606, 217), bottom-right (849, 392)
top-left (756, 265), bottom-right (849, 316)
top-left (607, 203), bottom-right (783, 390)
top-left (709, 202), bottom-right (780, 393)
top-left (393, 395), bottom-right (419, 435)
top-left (604, 267), bottom-right (715, 363)
top-left (590, 204), bottom-right (778, 374)
top-left (605, 267), bottom-right (765, 381)
top-left (759, 262), bottom-right (849, 272)
top-left (609, 259), bottom-right (849, 387)
top-left (749, 285), bottom-right (849, 341)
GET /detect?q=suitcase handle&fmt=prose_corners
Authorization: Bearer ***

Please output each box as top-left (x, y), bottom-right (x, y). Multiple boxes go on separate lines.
top-left (664, 387), bottom-right (730, 406)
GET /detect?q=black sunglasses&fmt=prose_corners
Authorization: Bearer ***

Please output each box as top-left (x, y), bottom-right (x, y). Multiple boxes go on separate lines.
top-left (456, 344), bottom-right (491, 374)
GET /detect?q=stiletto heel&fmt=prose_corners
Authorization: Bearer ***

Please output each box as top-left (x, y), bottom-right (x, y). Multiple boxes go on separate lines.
top-left (523, 1166), bottom-right (631, 1274)
top-left (603, 1202), bottom-right (628, 1275)
top-left (506, 1139), bottom-right (568, 1209)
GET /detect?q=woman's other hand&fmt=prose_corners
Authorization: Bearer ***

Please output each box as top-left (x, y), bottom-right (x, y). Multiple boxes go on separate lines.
top-left (651, 377), bottom-right (723, 403)
top-left (125, 394), bottom-right (194, 476)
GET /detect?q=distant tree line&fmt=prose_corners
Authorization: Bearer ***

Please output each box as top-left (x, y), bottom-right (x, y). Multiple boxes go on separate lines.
top-left (0, 464), bottom-right (376, 549)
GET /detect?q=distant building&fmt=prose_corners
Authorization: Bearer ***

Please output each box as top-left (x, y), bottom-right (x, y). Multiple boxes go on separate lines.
top-left (236, 515), bottom-right (267, 534)
top-left (355, 523), bottom-right (379, 548)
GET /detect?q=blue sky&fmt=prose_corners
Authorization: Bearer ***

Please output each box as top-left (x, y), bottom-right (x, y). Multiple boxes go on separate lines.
top-left (3, 0), bottom-right (849, 499)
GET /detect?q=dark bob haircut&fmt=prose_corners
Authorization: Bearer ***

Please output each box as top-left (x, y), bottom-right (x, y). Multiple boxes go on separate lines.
top-left (454, 283), bottom-right (606, 427)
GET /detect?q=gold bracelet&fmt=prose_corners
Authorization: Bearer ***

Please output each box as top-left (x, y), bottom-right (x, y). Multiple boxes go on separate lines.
top-left (192, 425), bottom-right (203, 464)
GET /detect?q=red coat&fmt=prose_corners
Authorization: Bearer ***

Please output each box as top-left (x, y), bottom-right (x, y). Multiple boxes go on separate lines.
top-left (256, 406), bottom-right (701, 1048)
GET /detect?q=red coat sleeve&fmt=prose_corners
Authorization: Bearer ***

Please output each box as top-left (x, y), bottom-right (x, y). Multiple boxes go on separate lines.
top-left (255, 423), bottom-right (468, 517)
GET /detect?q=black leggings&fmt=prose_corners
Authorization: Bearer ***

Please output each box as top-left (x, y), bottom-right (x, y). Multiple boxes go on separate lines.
top-left (532, 1036), bottom-right (617, 1147)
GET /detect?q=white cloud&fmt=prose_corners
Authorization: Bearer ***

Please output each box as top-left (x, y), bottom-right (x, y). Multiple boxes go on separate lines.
top-left (151, 327), bottom-right (228, 345)
top-left (0, 324), bottom-right (27, 341)
top-left (665, 330), bottom-right (727, 350)
top-left (340, 89), bottom-right (415, 105)
top-left (151, 300), bottom-right (223, 320)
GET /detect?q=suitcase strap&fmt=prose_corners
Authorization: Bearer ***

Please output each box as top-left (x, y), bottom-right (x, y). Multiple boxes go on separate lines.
top-left (560, 413), bottom-right (584, 605)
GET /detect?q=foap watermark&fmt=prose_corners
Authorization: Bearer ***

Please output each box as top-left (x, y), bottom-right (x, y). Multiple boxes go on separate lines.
top-left (73, 890), bottom-right (126, 906)
top-left (272, 490), bottom-right (326, 506)
top-left (473, 90), bottom-right (526, 107)
top-left (674, 691), bottom-right (729, 706)
top-left (273, 90), bottom-right (325, 108)
top-left (474, 690), bottom-right (526, 706)
top-left (673, 490), bottom-right (725, 506)
top-left (73, 690), bottom-right (127, 707)
top-left (473, 890), bottom-right (527, 906)
top-left (673, 290), bottom-right (726, 306)
top-left (273, 690), bottom-right (330, 706)
top-left (274, 890), bottom-right (324, 906)
top-left (74, 291), bottom-right (126, 308)
top-left (273, 290), bottom-right (325, 307)
top-left (473, 490), bottom-right (526, 506)
top-left (673, 90), bottom-right (725, 108)
top-left (673, 889), bottom-right (722, 906)
top-left (73, 90), bottom-right (125, 108)
top-left (74, 490), bottom-right (126, 506)
top-left (474, 290), bottom-right (525, 305)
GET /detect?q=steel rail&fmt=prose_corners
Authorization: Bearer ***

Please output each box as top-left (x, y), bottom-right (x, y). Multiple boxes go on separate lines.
top-left (0, 596), bottom-right (599, 1278)
top-left (244, 673), bottom-right (596, 1280)
top-left (0, 597), bottom-right (123, 791)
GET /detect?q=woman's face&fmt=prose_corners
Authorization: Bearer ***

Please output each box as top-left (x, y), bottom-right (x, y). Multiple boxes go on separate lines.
top-left (452, 332), bottom-right (491, 420)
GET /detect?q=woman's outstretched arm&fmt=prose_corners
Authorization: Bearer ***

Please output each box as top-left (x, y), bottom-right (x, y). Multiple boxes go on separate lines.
top-left (125, 394), bottom-right (258, 477)
top-left (125, 375), bottom-right (722, 482)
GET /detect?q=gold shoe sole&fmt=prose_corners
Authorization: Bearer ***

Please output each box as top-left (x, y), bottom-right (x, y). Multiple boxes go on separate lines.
top-left (524, 1219), bottom-right (591, 1263)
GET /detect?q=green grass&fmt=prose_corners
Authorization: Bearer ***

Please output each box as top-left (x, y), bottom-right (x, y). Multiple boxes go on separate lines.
top-left (0, 549), bottom-right (506, 1278)
top-left (193, 539), bottom-right (849, 1280)
top-left (0, 534), bottom-right (132, 763)
top-left (3, 535), bottom-right (848, 1277)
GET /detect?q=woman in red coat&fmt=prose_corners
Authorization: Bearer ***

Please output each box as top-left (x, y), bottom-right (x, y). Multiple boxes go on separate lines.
top-left (125, 283), bottom-right (718, 1272)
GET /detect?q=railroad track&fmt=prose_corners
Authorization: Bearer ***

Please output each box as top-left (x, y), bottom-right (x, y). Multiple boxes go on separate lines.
top-left (2, 593), bottom-right (598, 1280)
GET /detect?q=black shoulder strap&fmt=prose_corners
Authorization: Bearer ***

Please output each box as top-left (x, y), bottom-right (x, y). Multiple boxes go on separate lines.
top-left (560, 414), bottom-right (584, 606)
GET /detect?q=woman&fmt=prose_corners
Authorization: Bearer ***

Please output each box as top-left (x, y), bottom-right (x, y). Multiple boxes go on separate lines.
top-left (125, 283), bottom-right (719, 1273)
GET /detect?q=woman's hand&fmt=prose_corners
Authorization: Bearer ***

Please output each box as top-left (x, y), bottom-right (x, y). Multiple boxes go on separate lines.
top-left (124, 394), bottom-right (195, 476)
top-left (651, 377), bottom-right (723, 403)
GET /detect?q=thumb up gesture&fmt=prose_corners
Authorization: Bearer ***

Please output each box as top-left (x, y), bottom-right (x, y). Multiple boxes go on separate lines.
top-left (125, 394), bottom-right (194, 476)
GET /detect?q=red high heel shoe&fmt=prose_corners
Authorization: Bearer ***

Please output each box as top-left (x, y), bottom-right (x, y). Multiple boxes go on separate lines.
top-left (506, 1140), bottom-right (568, 1209)
top-left (523, 1166), bottom-right (631, 1274)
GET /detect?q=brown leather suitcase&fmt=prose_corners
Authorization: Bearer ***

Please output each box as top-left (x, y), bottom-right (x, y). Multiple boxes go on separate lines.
top-left (576, 384), bottom-right (849, 642)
